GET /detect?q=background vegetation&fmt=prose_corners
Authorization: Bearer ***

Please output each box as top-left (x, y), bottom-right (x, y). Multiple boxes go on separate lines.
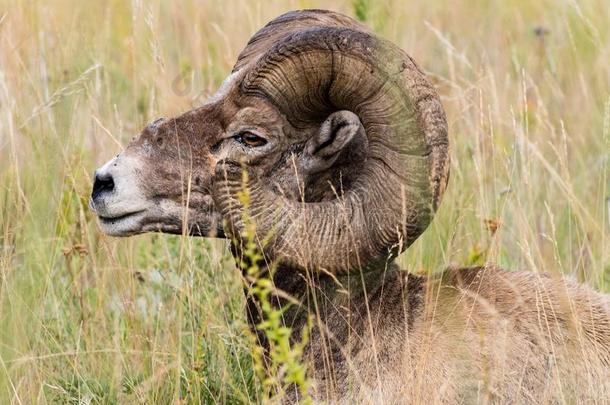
top-left (0, 0), bottom-right (608, 402)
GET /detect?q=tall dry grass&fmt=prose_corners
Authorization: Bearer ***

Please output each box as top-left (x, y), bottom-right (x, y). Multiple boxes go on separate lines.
top-left (0, 0), bottom-right (608, 402)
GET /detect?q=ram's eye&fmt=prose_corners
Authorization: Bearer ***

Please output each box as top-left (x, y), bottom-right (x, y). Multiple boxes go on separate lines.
top-left (235, 132), bottom-right (267, 147)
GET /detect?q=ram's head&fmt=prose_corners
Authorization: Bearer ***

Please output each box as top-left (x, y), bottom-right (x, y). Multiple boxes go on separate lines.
top-left (90, 10), bottom-right (449, 273)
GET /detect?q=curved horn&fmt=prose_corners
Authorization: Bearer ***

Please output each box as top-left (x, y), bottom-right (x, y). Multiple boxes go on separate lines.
top-left (215, 14), bottom-right (449, 274)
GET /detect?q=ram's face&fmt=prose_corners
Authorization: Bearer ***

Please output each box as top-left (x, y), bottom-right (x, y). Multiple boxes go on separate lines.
top-left (90, 107), bottom-right (220, 237)
top-left (89, 77), bottom-right (306, 237)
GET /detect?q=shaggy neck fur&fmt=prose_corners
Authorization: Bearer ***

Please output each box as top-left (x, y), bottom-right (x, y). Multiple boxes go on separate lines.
top-left (239, 254), bottom-right (425, 400)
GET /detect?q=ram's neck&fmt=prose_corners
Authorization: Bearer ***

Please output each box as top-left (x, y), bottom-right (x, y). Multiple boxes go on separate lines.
top-left (242, 259), bottom-right (425, 354)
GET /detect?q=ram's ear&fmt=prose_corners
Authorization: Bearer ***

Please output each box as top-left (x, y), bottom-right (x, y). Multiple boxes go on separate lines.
top-left (305, 110), bottom-right (363, 163)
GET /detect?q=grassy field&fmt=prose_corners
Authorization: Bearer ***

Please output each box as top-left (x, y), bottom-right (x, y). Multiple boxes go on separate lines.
top-left (0, 0), bottom-right (608, 403)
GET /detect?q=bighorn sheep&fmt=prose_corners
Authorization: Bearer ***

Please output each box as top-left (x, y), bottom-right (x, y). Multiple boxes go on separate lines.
top-left (90, 10), bottom-right (610, 403)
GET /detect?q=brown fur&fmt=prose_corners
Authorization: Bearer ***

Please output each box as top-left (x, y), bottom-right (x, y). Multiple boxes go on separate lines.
top-left (270, 264), bottom-right (609, 403)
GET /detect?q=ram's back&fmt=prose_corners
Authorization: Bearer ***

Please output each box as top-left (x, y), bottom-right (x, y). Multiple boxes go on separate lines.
top-left (394, 267), bottom-right (610, 404)
top-left (315, 266), bottom-right (610, 404)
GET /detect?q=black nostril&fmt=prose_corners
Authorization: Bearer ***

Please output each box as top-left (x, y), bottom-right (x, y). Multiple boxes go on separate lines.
top-left (92, 172), bottom-right (115, 200)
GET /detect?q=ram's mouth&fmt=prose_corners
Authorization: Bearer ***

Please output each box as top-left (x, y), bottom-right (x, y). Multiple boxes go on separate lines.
top-left (98, 210), bottom-right (146, 223)
top-left (93, 209), bottom-right (149, 237)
